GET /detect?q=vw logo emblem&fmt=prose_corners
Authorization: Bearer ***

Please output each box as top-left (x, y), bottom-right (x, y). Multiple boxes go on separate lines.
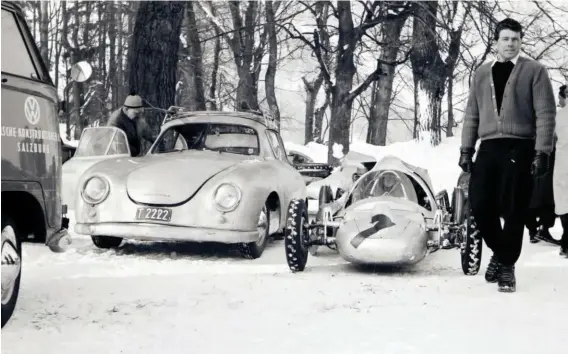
top-left (24, 96), bottom-right (41, 125)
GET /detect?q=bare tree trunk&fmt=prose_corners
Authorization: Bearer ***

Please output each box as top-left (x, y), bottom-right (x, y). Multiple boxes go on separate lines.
top-left (108, 1), bottom-right (118, 110)
top-left (229, 1), bottom-right (262, 111)
top-left (410, 1), bottom-right (445, 146)
top-left (447, 78), bottom-right (454, 137)
top-left (207, 1), bottom-right (220, 111)
top-left (367, 14), bottom-right (408, 145)
top-left (182, 1), bottom-right (206, 111)
top-left (314, 93), bottom-right (330, 143)
top-left (39, 1), bottom-right (49, 68)
top-left (264, 1), bottom-right (281, 128)
top-left (71, 1), bottom-right (82, 139)
top-left (116, 6), bottom-right (124, 106)
top-left (302, 74), bottom-right (323, 143)
top-left (444, 2), bottom-right (470, 137)
top-left (127, 1), bottom-right (185, 152)
top-left (123, 1), bottom-right (139, 101)
top-left (327, 1), bottom-right (358, 163)
top-left (53, 2), bottom-right (63, 90)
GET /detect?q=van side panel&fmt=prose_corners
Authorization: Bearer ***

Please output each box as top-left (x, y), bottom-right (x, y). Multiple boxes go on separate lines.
top-left (1, 75), bottom-right (62, 232)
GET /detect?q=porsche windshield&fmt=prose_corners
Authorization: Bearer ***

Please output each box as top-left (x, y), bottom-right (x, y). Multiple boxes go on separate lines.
top-left (350, 170), bottom-right (419, 204)
top-left (153, 123), bottom-right (260, 156)
top-left (75, 127), bottom-right (130, 157)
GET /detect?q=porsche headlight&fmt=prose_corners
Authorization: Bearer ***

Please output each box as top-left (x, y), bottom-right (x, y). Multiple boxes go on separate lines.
top-left (81, 176), bottom-right (110, 204)
top-left (214, 183), bottom-right (241, 212)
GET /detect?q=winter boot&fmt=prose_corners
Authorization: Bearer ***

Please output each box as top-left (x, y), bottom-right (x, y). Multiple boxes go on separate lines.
top-left (498, 265), bottom-right (516, 293)
top-left (537, 228), bottom-right (555, 242)
top-left (485, 254), bottom-right (501, 283)
top-left (529, 228), bottom-right (539, 243)
top-left (560, 214), bottom-right (568, 257)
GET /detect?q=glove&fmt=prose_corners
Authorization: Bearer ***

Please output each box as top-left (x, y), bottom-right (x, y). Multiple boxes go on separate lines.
top-left (458, 147), bottom-right (474, 173)
top-left (531, 152), bottom-right (550, 178)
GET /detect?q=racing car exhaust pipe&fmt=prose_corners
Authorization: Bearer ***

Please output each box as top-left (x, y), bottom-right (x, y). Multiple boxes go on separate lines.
top-left (452, 187), bottom-right (466, 225)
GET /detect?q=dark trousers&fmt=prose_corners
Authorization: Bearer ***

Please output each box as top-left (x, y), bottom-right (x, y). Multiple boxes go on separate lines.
top-left (469, 138), bottom-right (535, 266)
top-left (560, 214), bottom-right (568, 249)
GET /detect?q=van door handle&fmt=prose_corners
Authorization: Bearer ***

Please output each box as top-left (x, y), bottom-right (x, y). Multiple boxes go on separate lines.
top-left (1, 78), bottom-right (7, 83)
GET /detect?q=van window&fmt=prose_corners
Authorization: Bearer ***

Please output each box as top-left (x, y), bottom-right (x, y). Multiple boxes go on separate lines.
top-left (1, 9), bottom-right (39, 80)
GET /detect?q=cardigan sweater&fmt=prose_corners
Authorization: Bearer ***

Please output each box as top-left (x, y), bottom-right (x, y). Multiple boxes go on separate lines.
top-left (461, 56), bottom-right (557, 153)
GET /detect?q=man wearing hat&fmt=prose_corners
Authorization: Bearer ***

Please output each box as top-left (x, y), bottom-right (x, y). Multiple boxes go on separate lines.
top-left (107, 93), bottom-right (157, 156)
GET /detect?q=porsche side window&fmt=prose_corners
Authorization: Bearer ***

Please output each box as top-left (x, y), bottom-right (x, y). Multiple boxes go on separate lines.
top-left (266, 130), bottom-right (286, 161)
top-left (154, 128), bottom-right (186, 153)
top-left (1, 9), bottom-right (39, 80)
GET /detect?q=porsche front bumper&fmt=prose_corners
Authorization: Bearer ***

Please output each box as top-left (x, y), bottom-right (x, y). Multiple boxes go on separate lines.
top-left (74, 222), bottom-right (260, 244)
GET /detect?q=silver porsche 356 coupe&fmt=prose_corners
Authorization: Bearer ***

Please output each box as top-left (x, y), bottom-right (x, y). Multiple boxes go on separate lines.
top-left (68, 109), bottom-right (308, 259)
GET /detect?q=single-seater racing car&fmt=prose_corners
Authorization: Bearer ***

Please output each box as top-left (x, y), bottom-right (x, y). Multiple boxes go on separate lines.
top-left (283, 155), bottom-right (482, 275)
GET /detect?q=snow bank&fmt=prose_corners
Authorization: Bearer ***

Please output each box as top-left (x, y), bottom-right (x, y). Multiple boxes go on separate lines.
top-left (285, 134), bottom-right (462, 194)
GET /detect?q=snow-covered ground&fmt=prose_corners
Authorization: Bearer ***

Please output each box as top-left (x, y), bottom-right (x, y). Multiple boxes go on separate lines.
top-left (2, 136), bottom-right (566, 354)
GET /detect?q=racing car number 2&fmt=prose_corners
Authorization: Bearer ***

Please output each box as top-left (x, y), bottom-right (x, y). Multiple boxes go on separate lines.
top-left (135, 207), bottom-right (172, 222)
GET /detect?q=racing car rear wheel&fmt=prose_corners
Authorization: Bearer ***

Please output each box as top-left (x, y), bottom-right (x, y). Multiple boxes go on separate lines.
top-left (284, 199), bottom-right (309, 272)
top-left (91, 235), bottom-right (123, 249)
top-left (460, 202), bottom-right (482, 276)
top-left (239, 204), bottom-right (270, 259)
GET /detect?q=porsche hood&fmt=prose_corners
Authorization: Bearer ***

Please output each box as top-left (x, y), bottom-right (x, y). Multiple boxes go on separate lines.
top-left (126, 151), bottom-right (249, 205)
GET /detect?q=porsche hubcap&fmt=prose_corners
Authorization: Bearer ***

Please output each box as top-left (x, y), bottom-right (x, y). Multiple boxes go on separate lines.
top-left (256, 207), bottom-right (268, 244)
top-left (1, 225), bottom-right (21, 305)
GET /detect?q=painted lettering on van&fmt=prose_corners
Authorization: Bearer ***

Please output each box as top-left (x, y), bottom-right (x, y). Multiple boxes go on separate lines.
top-left (1, 125), bottom-right (59, 155)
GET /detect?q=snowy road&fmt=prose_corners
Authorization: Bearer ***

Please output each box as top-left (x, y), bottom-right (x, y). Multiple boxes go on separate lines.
top-left (2, 232), bottom-right (566, 354)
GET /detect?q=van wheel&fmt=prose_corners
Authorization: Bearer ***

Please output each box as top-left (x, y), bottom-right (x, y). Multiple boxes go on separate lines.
top-left (91, 235), bottom-right (123, 249)
top-left (2, 216), bottom-right (22, 328)
top-left (240, 204), bottom-right (270, 259)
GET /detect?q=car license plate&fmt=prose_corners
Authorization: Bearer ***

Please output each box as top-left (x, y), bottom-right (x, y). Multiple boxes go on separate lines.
top-left (135, 207), bottom-right (172, 222)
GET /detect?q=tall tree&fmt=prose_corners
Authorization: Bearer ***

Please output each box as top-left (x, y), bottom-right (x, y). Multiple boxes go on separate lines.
top-left (126, 1), bottom-right (185, 152)
top-left (366, 10), bottom-right (409, 145)
top-left (180, 1), bottom-right (206, 111)
top-left (264, 1), bottom-right (281, 128)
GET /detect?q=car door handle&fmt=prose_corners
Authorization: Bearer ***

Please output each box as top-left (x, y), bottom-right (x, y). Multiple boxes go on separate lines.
top-left (1, 78), bottom-right (7, 83)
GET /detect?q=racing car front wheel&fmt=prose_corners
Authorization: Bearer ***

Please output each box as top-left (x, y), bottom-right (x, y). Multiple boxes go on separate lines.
top-left (284, 199), bottom-right (309, 272)
top-left (460, 203), bottom-right (482, 276)
top-left (91, 235), bottom-right (123, 249)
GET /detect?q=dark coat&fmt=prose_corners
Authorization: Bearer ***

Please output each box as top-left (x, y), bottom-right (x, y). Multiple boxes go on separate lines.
top-left (529, 145), bottom-right (556, 211)
top-left (107, 108), bottom-right (156, 156)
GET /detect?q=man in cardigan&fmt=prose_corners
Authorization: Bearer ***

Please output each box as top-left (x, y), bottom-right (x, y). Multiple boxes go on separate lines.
top-left (458, 18), bottom-right (556, 293)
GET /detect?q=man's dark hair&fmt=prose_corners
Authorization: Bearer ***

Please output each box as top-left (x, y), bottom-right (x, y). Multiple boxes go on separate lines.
top-left (494, 18), bottom-right (523, 41)
top-left (560, 85), bottom-right (567, 99)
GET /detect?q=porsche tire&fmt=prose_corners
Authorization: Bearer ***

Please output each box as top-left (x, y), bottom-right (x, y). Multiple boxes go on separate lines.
top-left (240, 204), bottom-right (270, 259)
top-left (91, 235), bottom-right (123, 249)
top-left (460, 202), bottom-right (482, 276)
top-left (2, 216), bottom-right (22, 328)
top-left (284, 199), bottom-right (309, 272)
